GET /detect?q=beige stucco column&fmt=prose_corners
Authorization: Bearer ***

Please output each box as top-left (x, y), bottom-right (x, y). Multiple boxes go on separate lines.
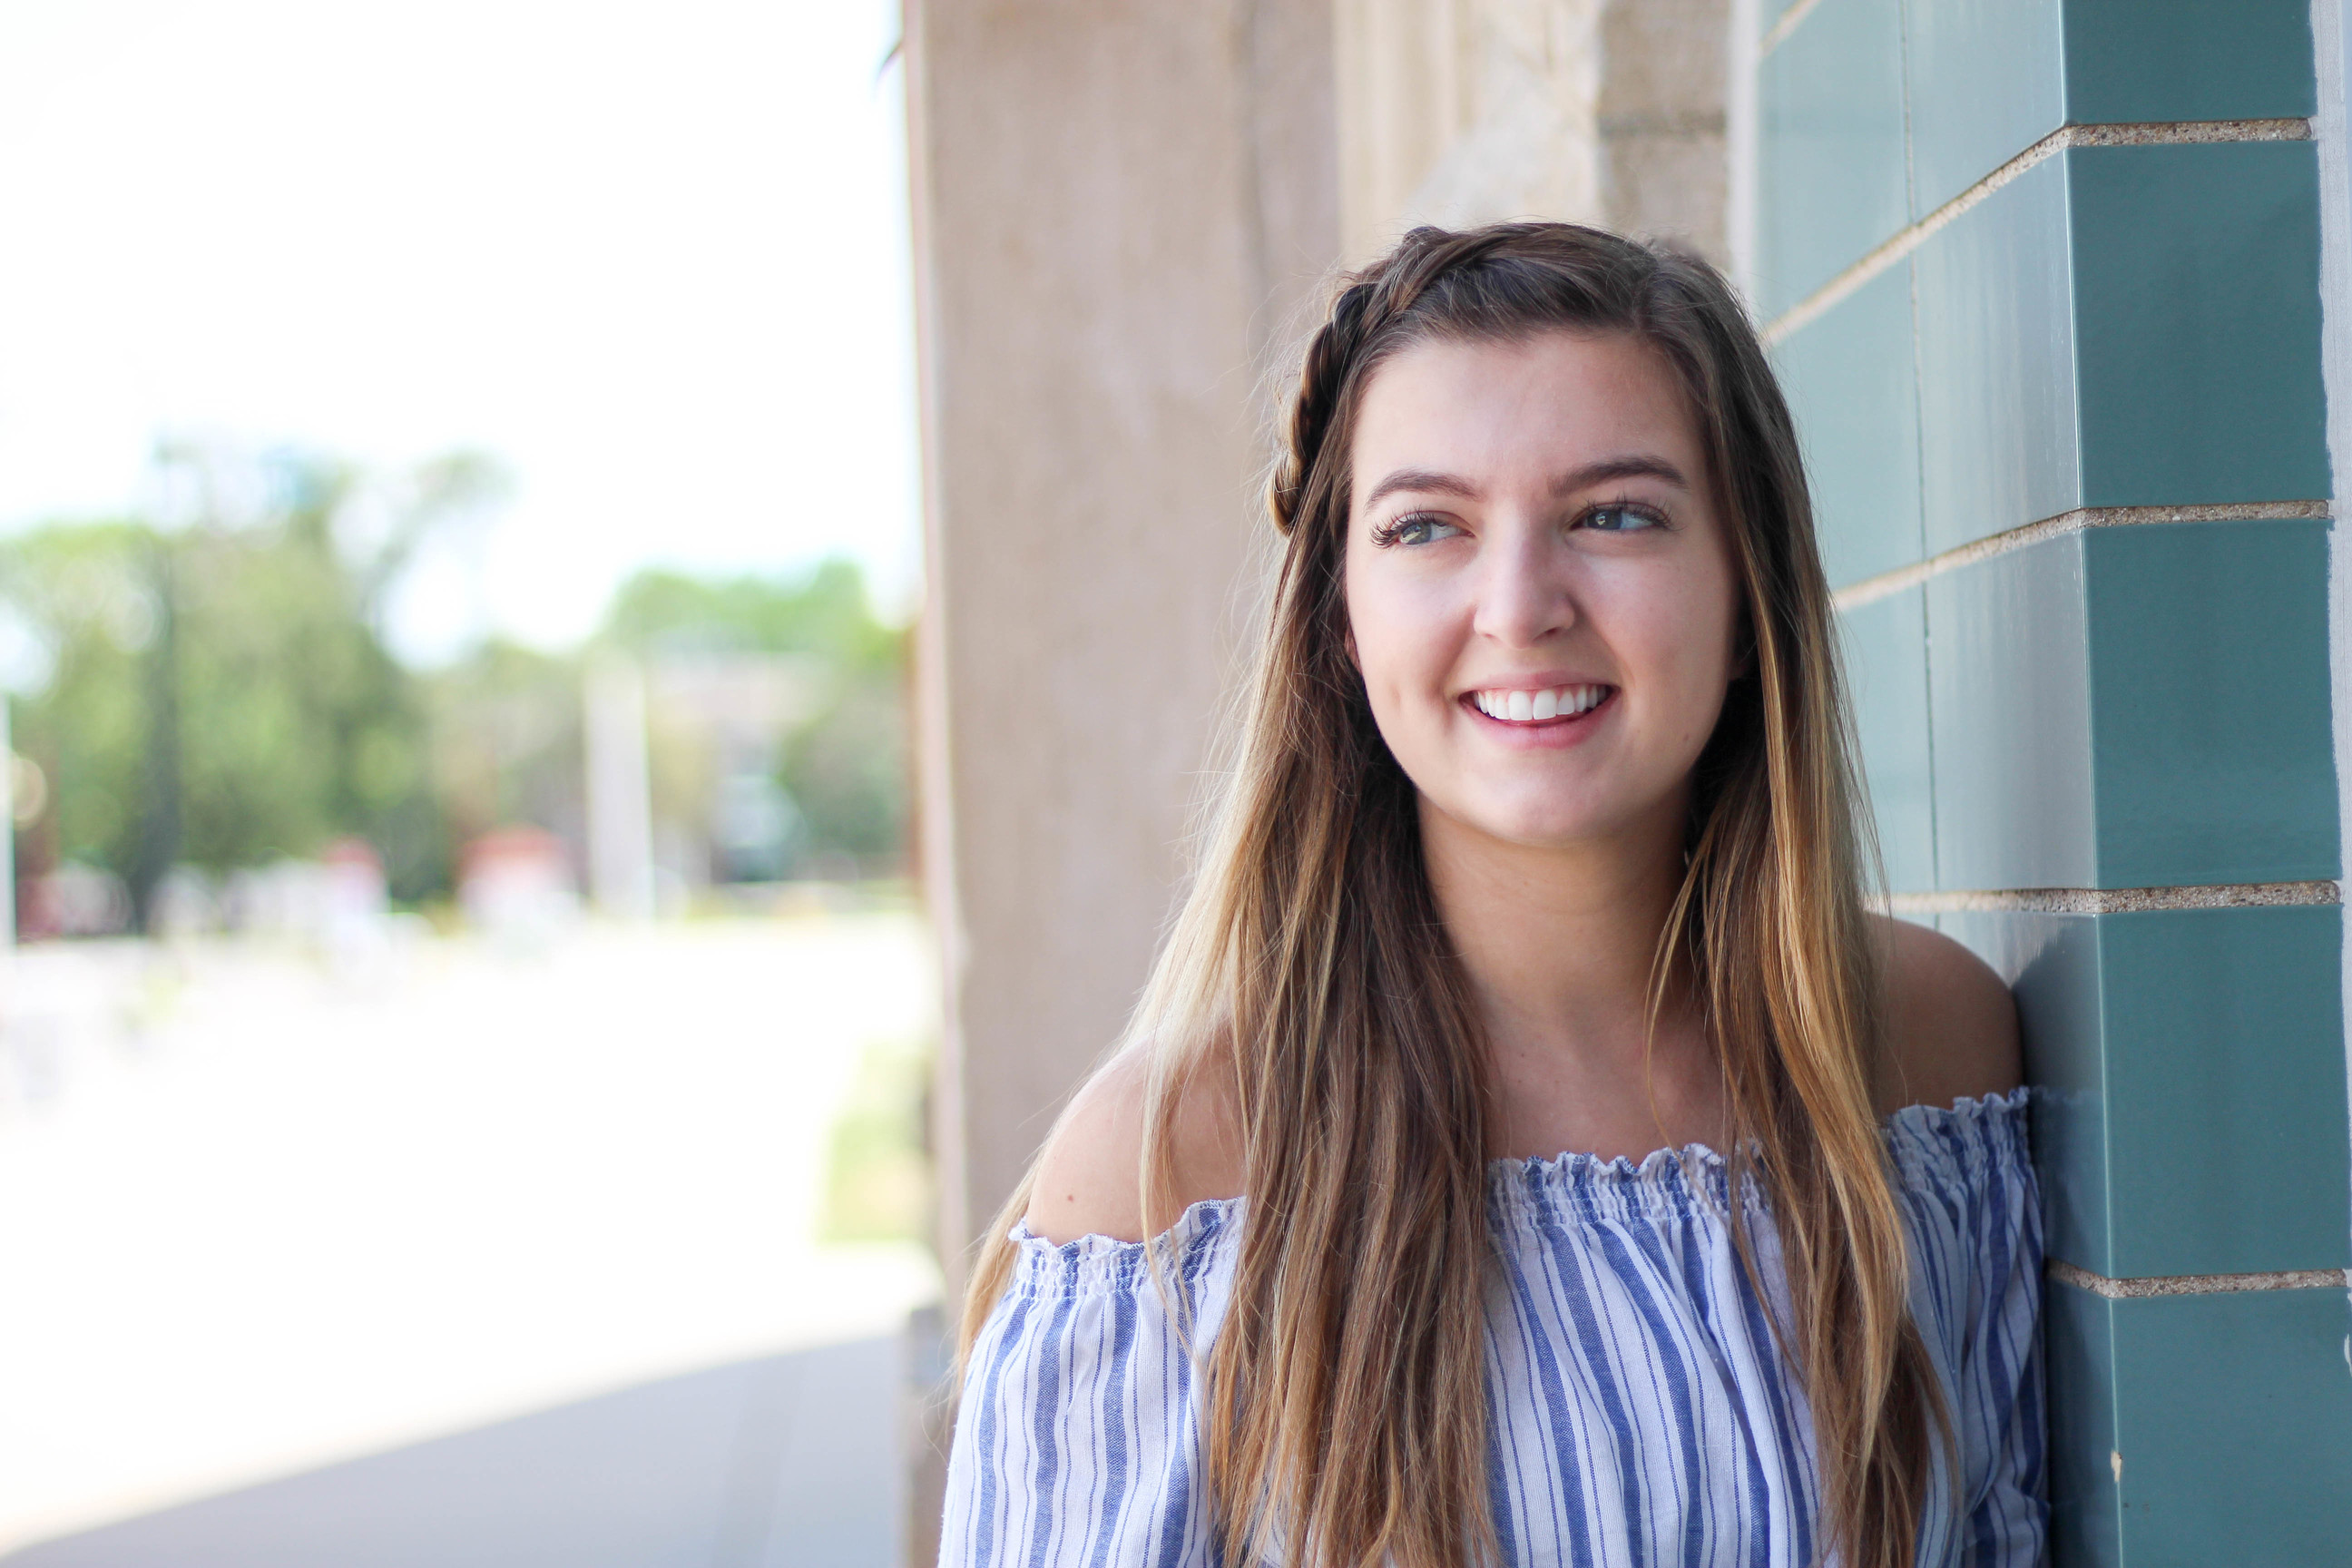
top-left (904, 0), bottom-right (1340, 1289)
top-left (1334, 0), bottom-right (1729, 265)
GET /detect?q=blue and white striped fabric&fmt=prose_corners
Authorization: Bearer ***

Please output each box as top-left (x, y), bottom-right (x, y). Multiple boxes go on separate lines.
top-left (943, 1091), bottom-right (2044, 1567)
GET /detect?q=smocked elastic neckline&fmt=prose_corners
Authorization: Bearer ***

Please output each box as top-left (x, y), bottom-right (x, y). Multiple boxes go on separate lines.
top-left (1497, 1085), bottom-right (2027, 1181)
top-left (1491, 1087), bottom-right (2028, 1221)
top-left (1005, 1088), bottom-right (2030, 1285)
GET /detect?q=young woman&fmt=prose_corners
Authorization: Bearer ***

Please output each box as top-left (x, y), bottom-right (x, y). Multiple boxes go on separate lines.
top-left (940, 223), bottom-right (2043, 1568)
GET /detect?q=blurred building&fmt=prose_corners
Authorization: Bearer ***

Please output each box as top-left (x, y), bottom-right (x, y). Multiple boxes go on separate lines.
top-left (906, 0), bottom-right (2352, 1560)
top-left (458, 826), bottom-right (581, 947)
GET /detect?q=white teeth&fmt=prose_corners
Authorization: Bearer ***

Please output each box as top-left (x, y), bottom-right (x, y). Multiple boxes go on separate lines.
top-left (1471, 684), bottom-right (1609, 722)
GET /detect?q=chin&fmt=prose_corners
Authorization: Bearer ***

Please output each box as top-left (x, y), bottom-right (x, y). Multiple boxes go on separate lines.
top-left (1446, 799), bottom-right (1612, 850)
top-left (1424, 776), bottom-right (1675, 852)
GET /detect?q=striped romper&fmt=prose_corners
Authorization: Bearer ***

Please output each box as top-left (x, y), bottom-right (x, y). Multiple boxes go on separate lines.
top-left (944, 1091), bottom-right (2045, 1567)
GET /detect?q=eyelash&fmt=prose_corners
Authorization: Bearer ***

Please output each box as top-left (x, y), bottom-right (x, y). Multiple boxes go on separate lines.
top-left (1368, 497), bottom-right (1669, 548)
top-left (1368, 512), bottom-right (1452, 548)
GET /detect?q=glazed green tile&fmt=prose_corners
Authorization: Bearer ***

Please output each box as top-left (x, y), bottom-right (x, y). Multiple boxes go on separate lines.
top-left (1905, 0), bottom-right (2314, 220)
top-left (2083, 521), bottom-right (2337, 887)
top-left (1755, 0), bottom-right (1908, 318)
top-left (1772, 261), bottom-right (1924, 587)
top-left (1902, 0), bottom-right (2064, 217)
top-left (2095, 906), bottom-right (2350, 1277)
top-left (1914, 143), bottom-right (2329, 555)
top-left (1926, 534), bottom-right (2094, 891)
top-left (2061, 0), bottom-right (2317, 125)
top-left (1837, 590), bottom-right (1933, 892)
top-left (2069, 142), bottom-right (2330, 511)
top-left (1927, 523), bottom-right (2337, 892)
top-left (1912, 155), bottom-right (2080, 557)
top-left (1937, 909), bottom-right (2106, 1268)
top-left (2043, 1280), bottom-right (2121, 1567)
top-left (1937, 906), bottom-right (2349, 1280)
top-left (2046, 1281), bottom-right (2352, 1568)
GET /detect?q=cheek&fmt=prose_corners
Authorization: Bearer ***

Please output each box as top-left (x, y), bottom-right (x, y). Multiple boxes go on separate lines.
top-left (1608, 564), bottom-right (1740, 720)
top-left (1343, 561), bottom-right (1426, 698)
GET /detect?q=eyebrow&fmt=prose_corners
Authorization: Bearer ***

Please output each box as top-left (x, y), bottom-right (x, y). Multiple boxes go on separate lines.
top-left (1556, 454), bottom-right (1690, 494)
top-left (1360, 454), bottom-right (1690, 512)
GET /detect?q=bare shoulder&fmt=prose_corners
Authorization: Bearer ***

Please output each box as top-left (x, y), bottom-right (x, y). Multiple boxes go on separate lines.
top-left (1873, 915), bottom-right (2022, 1115)
top-left (1023, 1046), bottom-right (1246, 1245)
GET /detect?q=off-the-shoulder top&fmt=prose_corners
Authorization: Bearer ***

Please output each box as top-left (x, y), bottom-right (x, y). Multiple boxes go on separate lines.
top-left (943, 1092), bottom-right (2044, 1567)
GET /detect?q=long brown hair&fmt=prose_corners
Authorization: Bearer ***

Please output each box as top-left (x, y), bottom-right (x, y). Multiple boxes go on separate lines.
top-left (959, 222), bottom-right (1944, 1568)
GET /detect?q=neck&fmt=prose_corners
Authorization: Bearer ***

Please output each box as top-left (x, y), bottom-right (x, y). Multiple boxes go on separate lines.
top-left (1420, 791), bottom-right (1723, 1159)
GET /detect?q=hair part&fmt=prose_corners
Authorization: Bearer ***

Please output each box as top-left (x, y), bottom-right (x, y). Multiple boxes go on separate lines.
top-left (959, 221), bottom-right (1945, 1568)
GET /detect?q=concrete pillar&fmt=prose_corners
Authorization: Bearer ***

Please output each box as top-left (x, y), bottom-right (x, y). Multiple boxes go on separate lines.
top-left (904, 0), bottom-right (1339, 1279)
top-left (1334, 0), bottom-right (1729, 265)
top-left (583, 654), bottom-right (655, 922)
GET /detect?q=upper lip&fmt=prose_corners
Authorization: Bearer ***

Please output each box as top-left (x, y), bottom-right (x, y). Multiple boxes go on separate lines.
top-left (1458, 675), bottom-right (1612, 696)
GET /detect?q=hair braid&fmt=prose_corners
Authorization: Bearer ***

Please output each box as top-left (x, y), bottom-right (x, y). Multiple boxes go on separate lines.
top-left (1269, 225), bottom-right (1596, 534)
top-left (1268, 279), bottom-right (1375, 535)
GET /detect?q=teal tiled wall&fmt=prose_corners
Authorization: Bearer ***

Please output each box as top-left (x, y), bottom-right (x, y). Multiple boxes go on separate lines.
top-left (1838, 587), bottom-right (1934, 890)
top-left (1901, 0), bottom-right (2316, 215)
top-left (2045, 1282), bottom-right (2352, 1565)
top-left (1756, 0), bottom-right (2352, 1560)
top-left (1924, 522), bottom-right (2337, 892)
top-left (1756, 0), bottom-right (1909, 317)
top-left (1773, 261), bottom-right (1923, 586)
top-left (1942, 906), bottom-right (2351, 1279)
top-left (1852, 142), bottom-right (2327, 563)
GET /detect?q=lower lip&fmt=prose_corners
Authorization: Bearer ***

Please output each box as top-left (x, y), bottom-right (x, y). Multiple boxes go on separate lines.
top-left (1459, 690), bottom-right (1615, 747)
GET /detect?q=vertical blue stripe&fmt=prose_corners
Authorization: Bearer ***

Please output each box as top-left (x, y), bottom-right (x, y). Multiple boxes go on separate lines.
top-left (1532, 1181), bottom-right (1655, 1568)
top-left (1503, 1167), bottom-right (1601, 1567)
top-left (1596, 1219), bottom-right (1713, 1566)
top-left (1083, 1278), bottom-right (1139, 1568)
top-left (966, 1288), bottom-right (1037, 1568)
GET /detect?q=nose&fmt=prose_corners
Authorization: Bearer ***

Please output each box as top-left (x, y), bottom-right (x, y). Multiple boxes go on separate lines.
top-left (1469, 524), bottom-right (1575, 649)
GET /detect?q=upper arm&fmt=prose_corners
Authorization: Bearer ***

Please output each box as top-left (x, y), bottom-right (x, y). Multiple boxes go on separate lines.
top-left (1876, 916), bottom-right (2023, 1115)
top-left (1024, 1049), bottom-right (1245, 1245)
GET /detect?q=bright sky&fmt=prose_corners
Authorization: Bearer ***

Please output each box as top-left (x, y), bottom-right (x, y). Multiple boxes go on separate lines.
top-left (0, 0), bottom-right (920, 662)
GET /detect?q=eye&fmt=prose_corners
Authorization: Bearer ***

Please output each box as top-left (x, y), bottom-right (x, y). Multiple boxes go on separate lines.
top-left (1371, 512), bottom-right (1464, 548)
top-left (1579, 502), bottom-right (1665, 534)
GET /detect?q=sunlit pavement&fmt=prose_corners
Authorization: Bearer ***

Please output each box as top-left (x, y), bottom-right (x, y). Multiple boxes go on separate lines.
top-left (0, 914), bottom-right (942, 1561)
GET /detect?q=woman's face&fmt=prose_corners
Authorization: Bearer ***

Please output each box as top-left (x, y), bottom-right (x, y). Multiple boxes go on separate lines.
top-left (1343, 329), bottom-right (1744, 854)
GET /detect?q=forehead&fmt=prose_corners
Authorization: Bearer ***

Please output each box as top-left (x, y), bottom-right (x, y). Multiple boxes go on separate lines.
top-left (1348, 330), bottom-right (1700, 494)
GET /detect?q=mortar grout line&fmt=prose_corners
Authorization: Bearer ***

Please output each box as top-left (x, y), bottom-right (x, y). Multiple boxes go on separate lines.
top-left (1762, 118), bottom-right (2313, 347)
top-left (1880, 880), bottom-right (2342, 915)
top-left (2049, 1258), bottom-right (2352, 1298)
top-left (1758, 0), bottom-right (1827, 59)
top-left (1830, 501), bottom-right (2334, 612)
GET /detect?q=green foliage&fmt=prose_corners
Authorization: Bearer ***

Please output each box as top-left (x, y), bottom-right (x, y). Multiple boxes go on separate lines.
top-left (4, 450), bottom-right (909, 920)
top-left (601, 558), bottom-right (909, 868)
top-left (1, 522), bottom-right (153, 874)
top-left (422, 640), bottom-right (585, 852)
top-left (603, 557), bottom-right (901, 671)
top-left (2, 449), bottom-right (494, 909)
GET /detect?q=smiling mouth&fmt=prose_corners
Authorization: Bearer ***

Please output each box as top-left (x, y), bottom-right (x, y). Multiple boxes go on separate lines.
top-left (1466, 683), bottom-right (1613, 724)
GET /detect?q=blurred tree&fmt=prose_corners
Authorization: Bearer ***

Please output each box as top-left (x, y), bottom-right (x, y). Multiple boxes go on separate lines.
top-left (0, 446), bottom-right (506, 919)
top-left (2, 456), bottom-right (908, 929)
top-left (423, 639), bottom-right (585, 859)
top-left (602, 559), bottom-right (908, 871)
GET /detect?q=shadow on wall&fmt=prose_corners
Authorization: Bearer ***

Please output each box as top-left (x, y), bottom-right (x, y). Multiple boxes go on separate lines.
top-left (1, 1338), bottom-right (904, 1568)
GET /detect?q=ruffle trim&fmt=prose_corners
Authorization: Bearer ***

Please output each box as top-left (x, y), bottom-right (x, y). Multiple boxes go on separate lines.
top-left (1004, 1089), bottom-right (2030, 1296)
